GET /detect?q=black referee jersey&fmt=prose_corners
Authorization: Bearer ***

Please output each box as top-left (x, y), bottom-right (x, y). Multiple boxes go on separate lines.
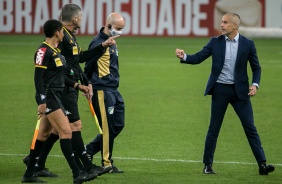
top-left (57, 27), bottom-right (104, 86)
top-left (34, 42), bottom-right (67, 99)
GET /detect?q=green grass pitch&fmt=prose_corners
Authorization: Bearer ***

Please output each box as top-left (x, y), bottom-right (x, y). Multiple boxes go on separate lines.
top-left (0, 34), bottom-right (281, 183)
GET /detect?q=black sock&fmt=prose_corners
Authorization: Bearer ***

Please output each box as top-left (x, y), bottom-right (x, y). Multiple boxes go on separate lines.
top-left (60, 139), bottom-right (80, 178)
top-left (36, 133), bottom-right (59, 170)
top-left (74, 151), bottom-right (84, 170)
top-left (24, 140), bottom-right (45, 178)
top-left (72, 131), bottom-right (93, 171)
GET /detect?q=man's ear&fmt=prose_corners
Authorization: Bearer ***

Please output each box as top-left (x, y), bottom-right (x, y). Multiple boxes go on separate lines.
top-left (55, 31), bottom-right (59, 37)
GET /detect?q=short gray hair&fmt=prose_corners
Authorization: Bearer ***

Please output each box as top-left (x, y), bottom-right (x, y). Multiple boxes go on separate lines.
top-left (60, 4), bottom-right (81, 22)
top-left (225, 13), bottom-right (241, 27)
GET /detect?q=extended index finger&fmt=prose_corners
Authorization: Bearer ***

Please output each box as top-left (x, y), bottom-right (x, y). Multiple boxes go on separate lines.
top-left (111, 35), bottom-right (120, 39)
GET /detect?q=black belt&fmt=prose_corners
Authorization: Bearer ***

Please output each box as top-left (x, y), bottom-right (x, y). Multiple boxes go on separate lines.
top-left (216, 82), bottom-right (234, 86)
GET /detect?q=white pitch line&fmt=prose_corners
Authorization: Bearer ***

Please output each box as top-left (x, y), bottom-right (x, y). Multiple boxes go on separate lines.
top-left (113, 156), bottom-right (282, 166)
top-left (1, 153), bottom-right (281, 166)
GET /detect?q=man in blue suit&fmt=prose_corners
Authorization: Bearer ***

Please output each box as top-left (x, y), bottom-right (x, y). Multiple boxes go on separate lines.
top-left (175, 13), bottom-right (274, 175)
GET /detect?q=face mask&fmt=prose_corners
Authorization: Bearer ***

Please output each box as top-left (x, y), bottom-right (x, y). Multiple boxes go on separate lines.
top-left (109, 27), bottom-right (122, 36)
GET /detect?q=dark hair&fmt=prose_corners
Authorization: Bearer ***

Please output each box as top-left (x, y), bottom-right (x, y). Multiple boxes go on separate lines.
top-left (43, 19), bottom-right (63, 38)
top-left (60, 4), bottom-right (81, 22)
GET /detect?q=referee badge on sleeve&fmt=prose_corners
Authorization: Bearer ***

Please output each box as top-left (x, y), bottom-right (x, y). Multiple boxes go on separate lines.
top-left (73, 46), bottom-right (78, 55)
top-left (55, 58), bottom-right (63, 67)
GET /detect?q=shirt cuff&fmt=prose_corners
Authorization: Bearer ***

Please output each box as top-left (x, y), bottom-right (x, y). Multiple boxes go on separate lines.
top-left (252, 83), bottom-right (259, 89)
top-left (181, 54), bottom-right (187, 61)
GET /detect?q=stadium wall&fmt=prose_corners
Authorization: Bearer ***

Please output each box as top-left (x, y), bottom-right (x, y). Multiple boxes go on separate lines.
top-left (0, 0), bottom-right (281, 37)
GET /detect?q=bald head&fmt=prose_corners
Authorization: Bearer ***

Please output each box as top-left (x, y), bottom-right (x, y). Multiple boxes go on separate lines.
top-left (105, 12), bottom-right (125, 36)
top-left (106, 12), bottom-right (124, 26)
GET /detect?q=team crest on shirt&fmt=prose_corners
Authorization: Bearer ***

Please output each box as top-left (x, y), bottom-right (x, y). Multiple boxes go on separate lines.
top-left (35, 48), bottom-right (47, 65)
top-left (108, 106), bottom-right (114, 114)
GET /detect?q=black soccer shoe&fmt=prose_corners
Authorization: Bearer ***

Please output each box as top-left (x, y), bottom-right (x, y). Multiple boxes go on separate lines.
top-left (34, 168), bottom-right (58, 178)
top-left (22, 175), bottom-right (46, 183)
top-left (108, 165), bottom-right (124, 173)
top-left (84, 167), bottom-right (98, 180)
top-left (73, 171), bottom-right (96, 184)
top-left (91, 165), bottom-right (112, 176)
top-left (23, 155), bottom-right (30, 166)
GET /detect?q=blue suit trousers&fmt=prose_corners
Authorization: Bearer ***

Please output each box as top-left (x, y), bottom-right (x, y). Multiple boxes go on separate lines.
top-left (203, 83), bottom-right (266, 165)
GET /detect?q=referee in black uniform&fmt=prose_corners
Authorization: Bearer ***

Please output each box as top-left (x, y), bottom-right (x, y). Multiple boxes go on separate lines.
top-left (58, 3), bottom-right (109, 175)
top-left (22, 19), bottom-right (95, 184)
top-left (84, 12), bottom-right (125, 173)
top-left (26, 3), bottom-right (118, 177)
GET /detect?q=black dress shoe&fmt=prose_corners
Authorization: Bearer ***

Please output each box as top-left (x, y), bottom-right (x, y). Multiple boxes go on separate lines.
top-left (203, 164), bottom-right (215, 174)
top-left (259, 162), bottom-right (275, 175)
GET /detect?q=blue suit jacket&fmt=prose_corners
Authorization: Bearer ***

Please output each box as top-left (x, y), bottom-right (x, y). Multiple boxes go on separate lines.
top-left (181, 34), bottom-right (261, 100)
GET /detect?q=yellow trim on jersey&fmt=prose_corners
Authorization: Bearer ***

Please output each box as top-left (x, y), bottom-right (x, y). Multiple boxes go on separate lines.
top-left (63, 27), bottom-right (80, 54)
top-left (35, 65), bottom-right (47, 69)
top-left (97, 90), bottom-right (111, 167)
top-left (98, 47), bottom-right (110, 77)
top-left (43, 42), bottom-right (58, 53)
top-left (63, 27), bottom-right (73, 39)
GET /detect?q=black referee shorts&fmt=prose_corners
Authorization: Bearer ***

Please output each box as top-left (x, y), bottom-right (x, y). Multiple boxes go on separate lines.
top-left (61, 86), bottom-right (80, 123)
top-left (45, 88), bottom-right (66, 115)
